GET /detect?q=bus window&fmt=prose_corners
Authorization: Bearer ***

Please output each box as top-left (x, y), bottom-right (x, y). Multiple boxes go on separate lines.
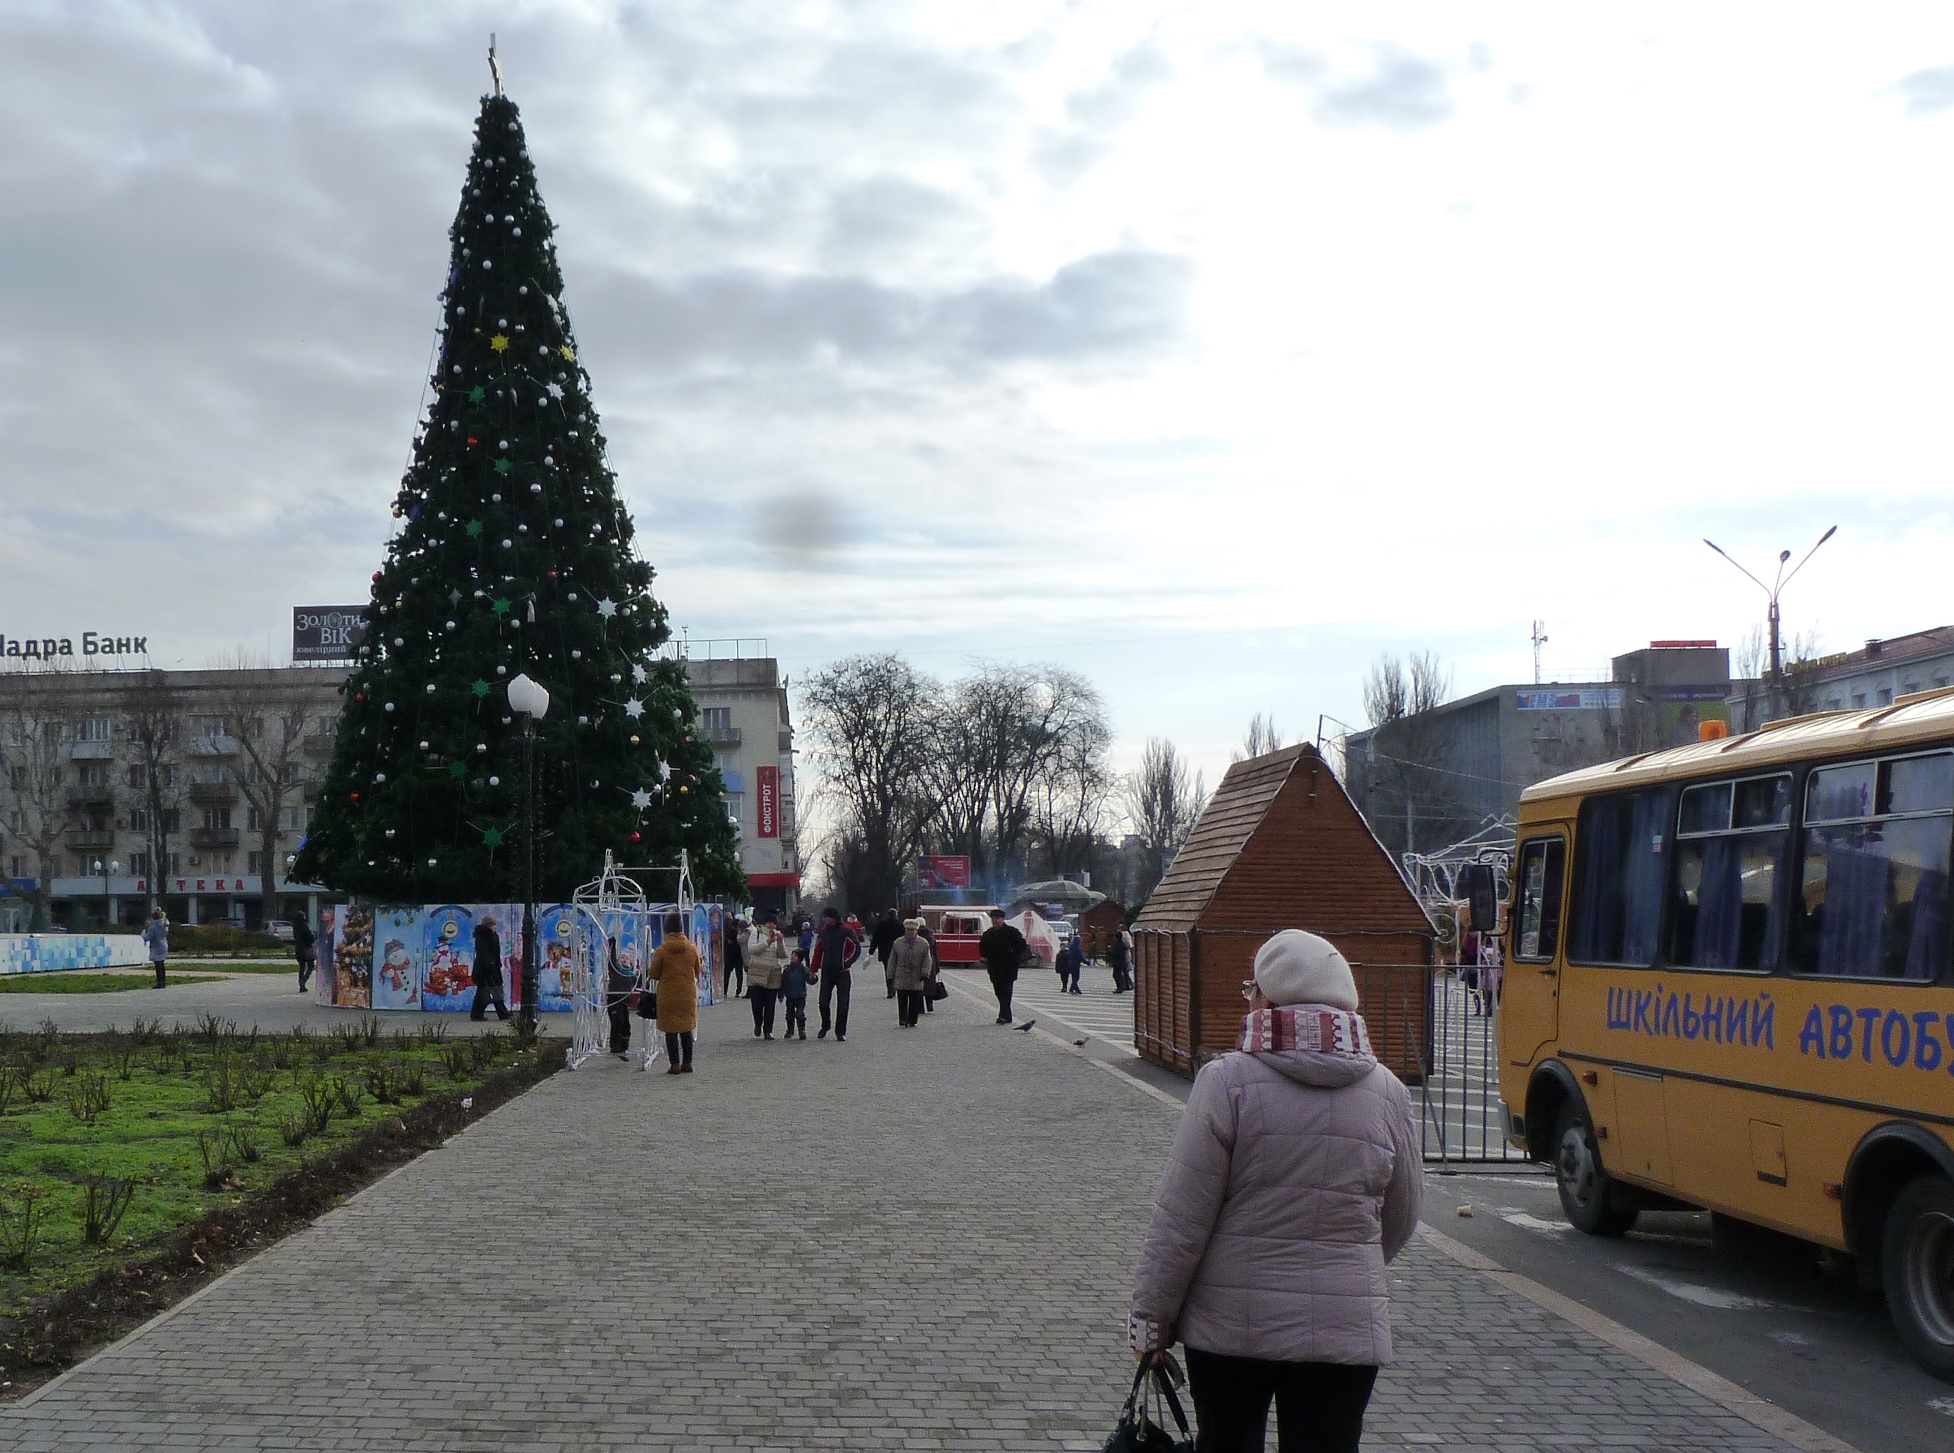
top-left (1667, 773), bottom-right (1790, 971)
top-left (1569, 788), bottom-right (1672, 966)
top-left (1513, 838), bottom-right (1566, 962)
top-left (1791, 752), bottom-right (1954, 980)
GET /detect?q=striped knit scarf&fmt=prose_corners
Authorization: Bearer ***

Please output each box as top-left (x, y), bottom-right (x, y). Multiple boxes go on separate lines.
top-left (1237, 1004), bottom-right (1372, 1057)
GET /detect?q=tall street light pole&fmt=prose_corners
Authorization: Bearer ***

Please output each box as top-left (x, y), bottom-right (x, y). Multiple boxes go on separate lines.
top-left (1704, 525), bottom-right (1838, 721)
top-left (507, 673), bottom-right (551, 1035)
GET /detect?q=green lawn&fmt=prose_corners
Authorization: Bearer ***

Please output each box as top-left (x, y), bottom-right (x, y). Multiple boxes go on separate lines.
top-left (0, 1018), bottom-right (522, 1313)
top-left (0, 974), bottom-right (223, 995)
top-left (168, 961), bottom-right (302, 974)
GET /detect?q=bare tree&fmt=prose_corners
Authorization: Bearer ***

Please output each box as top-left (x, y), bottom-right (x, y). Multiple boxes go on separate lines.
top-left (1358, 650), bottom-right (1463, 859)
top-left (1027, 683), bottom-right (1114, 881)
top-left (801, 654), bottom-right (938, 910)
top-left (0, 670), bottom-right (79, 928)
top-left (117, 670), bottom-right (185, 914)
top-left (1232, 713), bottom-right (1285, 763)
top-left (209, 657), bottom-right (314, 926)
top-left (1121, 737), bottom-right (1207, 903)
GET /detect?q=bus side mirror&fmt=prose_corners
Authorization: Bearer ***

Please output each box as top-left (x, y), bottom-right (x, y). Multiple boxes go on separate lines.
top-left (1458, 864), bottom-right (1499, 935)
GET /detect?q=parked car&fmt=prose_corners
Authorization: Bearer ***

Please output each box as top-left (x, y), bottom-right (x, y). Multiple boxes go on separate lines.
top-left (268, 922), bottom-right (295, 943)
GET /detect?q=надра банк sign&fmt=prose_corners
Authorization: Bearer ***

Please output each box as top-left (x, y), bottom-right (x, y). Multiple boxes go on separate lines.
top-left (293, 606), bottom-right (369, 661)
top-left (0, 632), bottom-right (148, 661)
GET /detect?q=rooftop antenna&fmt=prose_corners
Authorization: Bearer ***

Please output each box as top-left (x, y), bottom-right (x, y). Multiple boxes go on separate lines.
top-left (488, 33), bottom-right (504, 98)
top-left (1531, 619), bottom-right (1548, 685)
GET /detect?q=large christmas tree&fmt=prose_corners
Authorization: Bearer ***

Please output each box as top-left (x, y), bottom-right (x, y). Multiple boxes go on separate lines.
top-left (296, 89), bottom-right (743, 904)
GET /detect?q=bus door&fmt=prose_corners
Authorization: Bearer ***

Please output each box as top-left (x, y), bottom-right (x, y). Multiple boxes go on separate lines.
top-left (1504, 829), bottom-right (1570, 1067)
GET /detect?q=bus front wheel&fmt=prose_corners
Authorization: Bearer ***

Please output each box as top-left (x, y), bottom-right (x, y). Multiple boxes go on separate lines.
top-left (1553, 1104), bottom-right (1639, 1237)
top-left (1882, 1175), bottom-right (1954, 1382)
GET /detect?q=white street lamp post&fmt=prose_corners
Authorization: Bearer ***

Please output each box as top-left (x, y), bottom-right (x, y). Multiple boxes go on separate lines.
top-left (507, 673), bottom-right (550, 1032)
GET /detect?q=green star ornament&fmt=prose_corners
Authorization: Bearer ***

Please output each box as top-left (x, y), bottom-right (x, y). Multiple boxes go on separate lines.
top-left (467, 385), bottom-right (486, 404)
top-left (470, 680), bottom-right (492, 698)
top-left (492, 598), bottom-right (512, 617)
top-left (482, 826), bottom-right (505, 848)
top-left (465, 520), bottom-right (484, 538)
top-left (493, 459), bottom-right (512, 475)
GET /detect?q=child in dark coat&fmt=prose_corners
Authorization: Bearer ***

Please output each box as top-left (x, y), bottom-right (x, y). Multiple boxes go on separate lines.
top-left (781, 949), bottom-right (812, 1041)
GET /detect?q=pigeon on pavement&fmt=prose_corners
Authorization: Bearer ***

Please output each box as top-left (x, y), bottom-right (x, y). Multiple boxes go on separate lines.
top-left (1014, 1020), bottom-right (1036, 1032)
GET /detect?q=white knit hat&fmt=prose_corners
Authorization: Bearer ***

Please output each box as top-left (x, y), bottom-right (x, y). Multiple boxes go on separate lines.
top-left (1253, 930), bottom-right (1359, 1011)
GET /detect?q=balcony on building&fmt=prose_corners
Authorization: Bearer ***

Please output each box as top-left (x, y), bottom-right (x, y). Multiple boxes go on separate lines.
top-left (302, 732), bottom-right (337, 759)
top-left (67, 829), bottom-right (116, 852)
top-left (188, 734), bottom-right (239, 758)
top-left (703, 724), bottom-right (742, 748)
top-left (189, 827), bottom-right (240, 850)
top-left (67, 740), bottom-right (113, 760)
top-left (187, 781), bottom-right (238, 805)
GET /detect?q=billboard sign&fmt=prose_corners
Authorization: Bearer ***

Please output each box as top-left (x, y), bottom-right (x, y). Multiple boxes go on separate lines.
top-left (1515, 688), bottom-right (1623, 712)
top-left (917, 855), bottom-right (972, 889)
top-left (293, 606), bottom-right (369, 662)
top-left (756, 765), bottom-right (780, 838)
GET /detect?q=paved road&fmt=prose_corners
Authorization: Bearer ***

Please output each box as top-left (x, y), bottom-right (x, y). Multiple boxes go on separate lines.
top-left (1429, 1166), bottom-right (1954, 1453)
top-left (947, 963), bottom-right (1137, 1053)
top-left (0, 966), bottom-right (1839, 1451)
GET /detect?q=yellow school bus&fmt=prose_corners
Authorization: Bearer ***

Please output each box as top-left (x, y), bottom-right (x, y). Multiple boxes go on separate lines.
top-left (1497, 691), bottom-right (1954, 1379)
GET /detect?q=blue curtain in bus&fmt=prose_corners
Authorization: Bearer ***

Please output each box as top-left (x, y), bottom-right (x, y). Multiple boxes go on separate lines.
top-left (1571, 796), bottom-right (1625, 961)
top-left (1818, 839), bottom-right (1888, 977)
top-left (1622, 790), bottom-right (1668, 965)
top-left (1689, 835), bottom-right (1745, 969)
top-left (1572, 789), bottom-right (1668, 965)
top-left (1905, 873), bottom-right (1947, 980)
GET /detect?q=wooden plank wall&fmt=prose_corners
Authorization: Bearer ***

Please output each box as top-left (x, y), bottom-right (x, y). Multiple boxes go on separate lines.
top-left (1134, 929), bottom-right (1193, 1073)
top-left (1186, 932), bottom-right (1427, 1081)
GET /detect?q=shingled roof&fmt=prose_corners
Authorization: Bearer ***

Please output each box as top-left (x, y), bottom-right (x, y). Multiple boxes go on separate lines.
top-left (1132, 742), bottom-right (1429, 936)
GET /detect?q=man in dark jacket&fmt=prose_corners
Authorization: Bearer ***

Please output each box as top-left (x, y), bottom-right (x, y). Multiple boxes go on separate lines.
top-left (722, 916), bottom-right (746, 998)
top-left (604, 937), bottom-right (635, 1057)
top-left (471, 917), bottom-right (511, 1021)
top-left (871, 910), bottom-right (901, 998)
top-left (289, 915), bottom-right (317, 994)
top-left (809, 907), bottom-right (860, 1042)
top-left (978, 909), bottom-right (1029, 1024)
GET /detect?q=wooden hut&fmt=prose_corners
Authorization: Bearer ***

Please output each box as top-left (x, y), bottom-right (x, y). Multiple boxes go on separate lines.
top-left (1132, 744), bottom-right (1434, 1080)
top-left (1076, 899), bottom-right (1127, 958)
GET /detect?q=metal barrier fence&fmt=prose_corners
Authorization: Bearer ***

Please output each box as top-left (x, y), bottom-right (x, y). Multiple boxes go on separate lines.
top-left (1419, 966), bottom-right (1525, 1163)
top-left (1350, 961), bottom-right (1523, 1163)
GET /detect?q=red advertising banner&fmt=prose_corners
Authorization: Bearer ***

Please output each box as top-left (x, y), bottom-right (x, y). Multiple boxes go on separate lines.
top-left (918, 855), bottom-right (972, 889)
top-left (756, 765), bottom-right (780, 838)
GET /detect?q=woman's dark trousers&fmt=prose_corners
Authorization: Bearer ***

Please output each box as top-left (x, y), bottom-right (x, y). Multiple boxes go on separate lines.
top-left (897, 989), bottom-right (924, 1025)
top-left (750, 986), bottom-right (777, 1036)
top-left (664, 1031), bottom-right (694, 1067)
top-left (1183, 1348), bottom-right (1376, 1453)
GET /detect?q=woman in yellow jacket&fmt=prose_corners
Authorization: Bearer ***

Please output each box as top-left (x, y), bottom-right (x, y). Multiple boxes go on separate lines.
top-left (647, 913), bottom-right (702, 1074)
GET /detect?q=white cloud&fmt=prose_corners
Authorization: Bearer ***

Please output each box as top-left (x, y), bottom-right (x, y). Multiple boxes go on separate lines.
top-left (5, 1), bottom-right (1954, 799)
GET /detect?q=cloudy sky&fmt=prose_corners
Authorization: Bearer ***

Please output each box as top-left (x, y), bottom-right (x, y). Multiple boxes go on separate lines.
top-left (4, 2), bottom-right (1954, 794)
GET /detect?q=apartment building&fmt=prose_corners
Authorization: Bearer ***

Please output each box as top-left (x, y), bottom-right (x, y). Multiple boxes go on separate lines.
top-left (681, 648), bottom-right (801, 916)
top-left (0, 648), bottom-right (799, 930)
top-left (0, 665), bottom-right (348, 931)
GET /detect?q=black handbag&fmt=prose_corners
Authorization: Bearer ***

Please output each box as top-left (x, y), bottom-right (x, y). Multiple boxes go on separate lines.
top-left (928, 979), bottom-right (949, 1002)
top-left (1103, 1360), bottom-right (1193, 1453)
top-left (637, 988), bottom-right (658, 1020)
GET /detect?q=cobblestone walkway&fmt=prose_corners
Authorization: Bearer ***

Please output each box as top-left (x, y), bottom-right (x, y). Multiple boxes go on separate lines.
top-left (0, 981), bottom-right (1813, 1450)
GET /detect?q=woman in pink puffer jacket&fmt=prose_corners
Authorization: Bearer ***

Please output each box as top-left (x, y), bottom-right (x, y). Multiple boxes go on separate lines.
top-left (1130, 930), bottom-right (1423, 1452)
